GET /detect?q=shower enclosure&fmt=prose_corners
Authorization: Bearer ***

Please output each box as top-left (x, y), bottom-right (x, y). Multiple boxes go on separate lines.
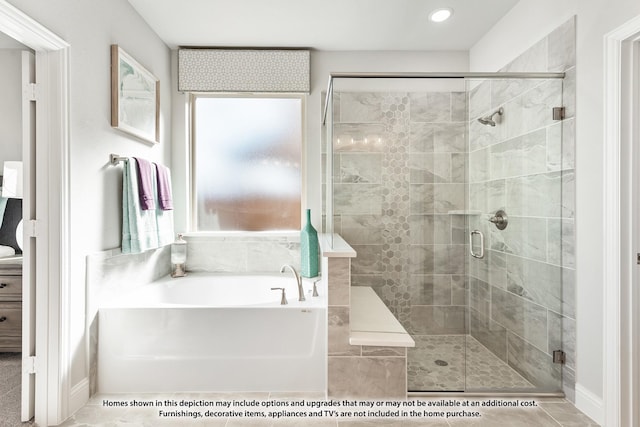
top-left (322, 72), bottom-right (569, 395)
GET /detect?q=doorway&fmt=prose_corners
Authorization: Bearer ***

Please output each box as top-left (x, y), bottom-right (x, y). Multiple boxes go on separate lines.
top-left (603, 13), bottom-right (640, 427)
top-left (0, 1), bottom-right (71, 425)
top-left (0, 30), bottom-right (32, 425)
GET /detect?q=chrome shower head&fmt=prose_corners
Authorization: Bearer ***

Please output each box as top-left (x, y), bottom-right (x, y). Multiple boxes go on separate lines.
top-left (477, 107), bottom-right (504, 126)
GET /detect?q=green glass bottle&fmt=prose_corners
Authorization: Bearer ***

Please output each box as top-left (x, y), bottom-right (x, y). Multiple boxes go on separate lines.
top-left (300, 209), bottom-right (319, 278)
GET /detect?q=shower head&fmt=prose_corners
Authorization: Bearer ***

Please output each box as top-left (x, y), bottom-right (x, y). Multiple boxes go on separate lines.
top-left (477, 107), bottom-right (504, 126)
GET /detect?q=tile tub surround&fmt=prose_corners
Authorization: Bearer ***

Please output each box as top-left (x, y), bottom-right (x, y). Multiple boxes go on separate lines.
top-left (183, 234), bottom-right (301, 273)
top-left (467, 17), bottom-right (576, 397)
top-left (86, 246), bottom-right (171, 395)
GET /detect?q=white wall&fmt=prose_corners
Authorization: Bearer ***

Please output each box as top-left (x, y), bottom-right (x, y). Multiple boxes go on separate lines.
top-left (0, 49), bottom-right (23, 168)
top-left (7, 0), bottom-right (172, 393)
top-left (471, 0), bottom-right (640, 423)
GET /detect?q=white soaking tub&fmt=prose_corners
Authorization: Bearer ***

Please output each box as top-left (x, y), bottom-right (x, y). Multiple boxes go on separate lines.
top-left (97, 272), bottom-right (326, 393)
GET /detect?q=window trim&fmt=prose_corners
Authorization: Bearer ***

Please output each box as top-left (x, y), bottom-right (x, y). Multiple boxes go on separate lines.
top-left (188, 92), bottom-right (306, 234)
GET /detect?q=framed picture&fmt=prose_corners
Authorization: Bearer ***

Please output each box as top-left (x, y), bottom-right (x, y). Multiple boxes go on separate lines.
top-left (111, 45), bottom-right (160, 144)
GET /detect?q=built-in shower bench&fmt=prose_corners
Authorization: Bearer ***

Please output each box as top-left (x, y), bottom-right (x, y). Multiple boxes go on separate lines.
top-left (350, 286), bottom-right (415, 348)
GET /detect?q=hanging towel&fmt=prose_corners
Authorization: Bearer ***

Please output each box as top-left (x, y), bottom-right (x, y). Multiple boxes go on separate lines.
top-left (133, 157), bottom-right (155, 210)
top-left (122, 159), bottom-right (159, 254)
top-left (155, 163), bottom-right (174, 210)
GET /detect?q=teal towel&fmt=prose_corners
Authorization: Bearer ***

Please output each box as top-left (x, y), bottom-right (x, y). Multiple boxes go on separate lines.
top-left (122, 159), bottom-right (159, 254)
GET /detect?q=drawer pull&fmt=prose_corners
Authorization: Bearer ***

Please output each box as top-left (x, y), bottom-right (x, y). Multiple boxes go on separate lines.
top-left (0, 283), bottom-right (6, 288)
top-left (0, 316), bottom-right (6, 322)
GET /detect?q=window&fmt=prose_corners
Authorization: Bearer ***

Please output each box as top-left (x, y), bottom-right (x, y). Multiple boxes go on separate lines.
top-left (191, 94), bottom-right (303, 231)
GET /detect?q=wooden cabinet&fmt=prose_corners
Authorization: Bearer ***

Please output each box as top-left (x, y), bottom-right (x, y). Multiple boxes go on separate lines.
top-left (0, 266), bottom-right (21, 352)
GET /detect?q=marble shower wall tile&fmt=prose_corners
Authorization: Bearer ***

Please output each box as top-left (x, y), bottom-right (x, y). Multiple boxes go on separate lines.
top-left (468, 80), bottom-right (491, 120)
top-left (333, 123), bottom-right (386, 152)
top-left (328, 306), bottom-right (359, 357)
top-left (548, 310), bottom-right (576, 369)
top-left (433, 123), bottom-right (467, 152)
top-left (350, 244), bottom-right (384, 274)
top-left (327, 258), bottom-right (350, 306)
top-left (490, 129), bottom-right (547, 180)
top-left (410, 305), bottom-right (467, 335)
top-left (410, 92), bottom-right (452, 122)
top-left (409, 122), bottom-right (435, 153)
top-left (339, 215), bottom-right (384, 245)
top-left (186, 235), bottom-right (300, 273)
top-left (339, 153), bottom-right (382, 183)
top-left (505, 172), bottom-right (563, 218)
top-left (410, 274), bottom-right (452, 305)
top-left (333, 183), bottom-right (382, 214)
top-left (491, 287), bottom-right (548, 351)
top-left (489, 216), bottom-right (548, 262)
top-left (328, 356), bottom-right (406, 399)
top-left (547, 218), bottom-right (575, 269)
top-left (340, 93), bottom-right (385, 122)
top-left (409, 214), bottom-right (435, 245)
top-left (506, 254), bottom-right (562, 314)
top-left (470, 307), bottom-right (507, 362)
top-left (507, 332), bottom-right (562, 389)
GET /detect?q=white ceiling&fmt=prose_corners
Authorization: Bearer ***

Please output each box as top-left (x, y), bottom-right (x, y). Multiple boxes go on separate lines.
top-left (127, 0), bottom-right (520, 51)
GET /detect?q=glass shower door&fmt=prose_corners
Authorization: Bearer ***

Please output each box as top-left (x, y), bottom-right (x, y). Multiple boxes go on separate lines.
top-left (465, 77), bottom-right (568, 393)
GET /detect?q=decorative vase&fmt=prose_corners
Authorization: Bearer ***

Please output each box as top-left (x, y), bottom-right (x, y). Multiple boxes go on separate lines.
top-left (300, 209), bottom-right (319, 278)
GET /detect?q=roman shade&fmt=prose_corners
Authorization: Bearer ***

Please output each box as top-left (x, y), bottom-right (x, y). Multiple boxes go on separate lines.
top-left (178, 49), bottom-right (310, 93)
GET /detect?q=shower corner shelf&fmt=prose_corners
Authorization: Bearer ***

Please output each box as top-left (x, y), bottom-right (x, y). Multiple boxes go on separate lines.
top-left (447, 210), bottom-right (482, 216)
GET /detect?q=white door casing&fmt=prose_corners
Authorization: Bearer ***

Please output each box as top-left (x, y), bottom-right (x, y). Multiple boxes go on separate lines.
top-left (21, 49), bottom-right (35, 422)
top-left (0, 1), bottom-right (72, 425)
top-left (603, 14), bottom-right (640, 427)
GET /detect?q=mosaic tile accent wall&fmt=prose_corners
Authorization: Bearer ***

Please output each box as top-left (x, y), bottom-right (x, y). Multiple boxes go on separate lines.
top-left (329, 87), bottom-right (469, 336)
top-left (467, 17), bottom-right (576, 399)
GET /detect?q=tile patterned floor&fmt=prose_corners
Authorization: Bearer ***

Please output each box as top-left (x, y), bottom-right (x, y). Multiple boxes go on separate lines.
top-left (1, 352), bottom-right (599, 427)
top-left (408, 335), bottom-right (533, 391)
top-left (54, 393), bottom-right (599, 427)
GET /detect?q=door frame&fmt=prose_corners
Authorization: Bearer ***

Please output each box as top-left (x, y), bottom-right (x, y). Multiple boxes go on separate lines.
top-left (0, 2), bottom-right (71, 426)
top-left (603, 14), bottom-right (640, 427)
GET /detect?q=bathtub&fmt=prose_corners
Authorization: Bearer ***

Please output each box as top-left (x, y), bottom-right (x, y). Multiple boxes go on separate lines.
top-left (97, 272), bottom-right (327, 393)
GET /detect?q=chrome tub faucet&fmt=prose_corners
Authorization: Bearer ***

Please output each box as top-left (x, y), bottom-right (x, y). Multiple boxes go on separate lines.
top-left (280, 264), bottom-right (305, 302)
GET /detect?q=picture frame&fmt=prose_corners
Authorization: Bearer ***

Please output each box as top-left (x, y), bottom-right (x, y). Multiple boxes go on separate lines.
top-left (111, 45), bottom-right (160, 144)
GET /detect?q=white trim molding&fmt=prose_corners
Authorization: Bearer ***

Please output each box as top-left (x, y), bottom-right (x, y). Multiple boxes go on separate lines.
top-left (0, 1), bottom-right (72, 426)
top-left (603, 13), bottom-right (640, 427)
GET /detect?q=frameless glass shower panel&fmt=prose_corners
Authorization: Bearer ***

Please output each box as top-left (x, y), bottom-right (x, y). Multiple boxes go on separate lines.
top-left (329, 78), bottom-right (471, 392)
top-left (465, 77), bottom-right (565, 393)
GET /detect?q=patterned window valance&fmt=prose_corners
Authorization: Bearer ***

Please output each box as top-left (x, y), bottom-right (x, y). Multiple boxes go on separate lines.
top-left (178, 49), bottom-right (310, 93)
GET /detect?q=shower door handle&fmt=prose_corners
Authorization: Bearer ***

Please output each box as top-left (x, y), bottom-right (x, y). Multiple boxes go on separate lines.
top-left (469, 230), bottom-right (484, 259)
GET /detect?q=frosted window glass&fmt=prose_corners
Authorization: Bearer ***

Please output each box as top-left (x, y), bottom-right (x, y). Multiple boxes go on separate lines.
top-left (193, 96), bottom-right (302, 231)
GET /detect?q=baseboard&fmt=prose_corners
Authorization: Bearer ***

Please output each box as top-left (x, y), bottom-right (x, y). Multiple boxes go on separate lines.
top-left (575, 383), bottom-right (604, 425)
top-left (69, 378), bottom-right (90, 416)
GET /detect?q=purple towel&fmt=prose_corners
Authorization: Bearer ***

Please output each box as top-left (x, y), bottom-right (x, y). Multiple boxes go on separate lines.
top-left (155, 163), bottom-right (173, 210)
top-left (133, 157), bottom-right (155, 210)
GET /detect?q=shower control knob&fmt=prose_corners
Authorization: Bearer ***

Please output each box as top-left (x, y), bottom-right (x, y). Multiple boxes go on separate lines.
top-left (488, 210), bottom-right (508, 230)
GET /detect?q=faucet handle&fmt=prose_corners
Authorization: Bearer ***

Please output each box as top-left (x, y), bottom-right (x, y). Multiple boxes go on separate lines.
top-left (312, 278), bottom-right (321, 297)
top-left (271, 287), bottom-right (288, 305)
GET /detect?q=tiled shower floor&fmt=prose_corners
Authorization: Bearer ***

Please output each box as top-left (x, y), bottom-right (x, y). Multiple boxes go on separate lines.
top-left (408, 335), bottom-right (533, 391)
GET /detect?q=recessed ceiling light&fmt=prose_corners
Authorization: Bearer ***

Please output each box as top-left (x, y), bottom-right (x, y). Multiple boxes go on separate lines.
top-left (429, 8), bottom-right (453, 23)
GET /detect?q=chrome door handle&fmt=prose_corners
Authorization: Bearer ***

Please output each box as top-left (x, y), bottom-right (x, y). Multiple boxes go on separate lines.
top-left (469, 230), bottom-right (484, 259)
